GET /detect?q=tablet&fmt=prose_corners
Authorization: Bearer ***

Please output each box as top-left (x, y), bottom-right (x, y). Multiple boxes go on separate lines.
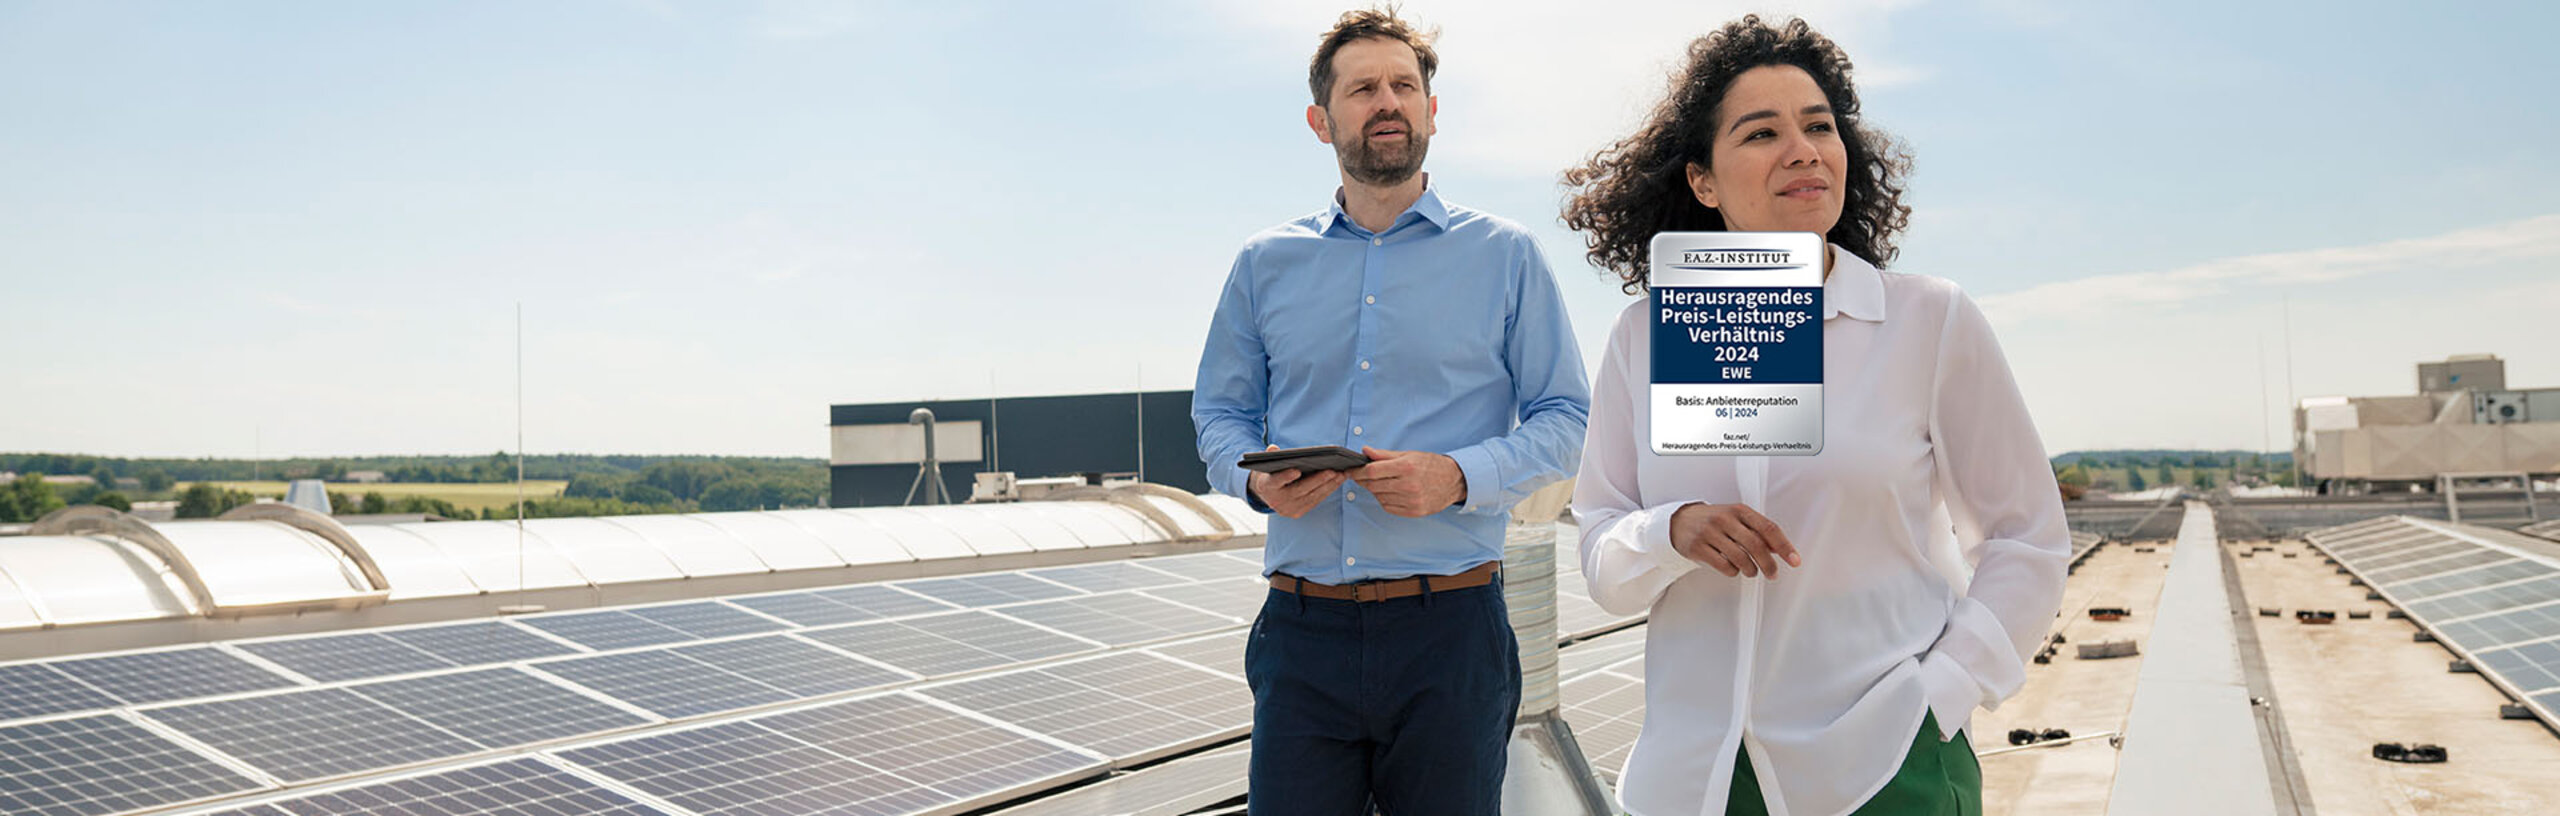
top-left (1239, 445), bottom-right (1370, 474)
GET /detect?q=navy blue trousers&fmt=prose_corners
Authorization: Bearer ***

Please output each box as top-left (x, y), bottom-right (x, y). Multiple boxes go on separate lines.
top-left (1245, 579), bottom-right (1520, 816)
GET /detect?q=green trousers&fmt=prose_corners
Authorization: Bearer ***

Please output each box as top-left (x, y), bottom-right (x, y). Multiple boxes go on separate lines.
top-left (1726, 711), bottom-right (1982, 815)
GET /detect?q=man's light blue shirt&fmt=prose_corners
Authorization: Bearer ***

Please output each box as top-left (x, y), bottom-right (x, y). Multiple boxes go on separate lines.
top-left (1193, 185), bottom-right (1590, 584)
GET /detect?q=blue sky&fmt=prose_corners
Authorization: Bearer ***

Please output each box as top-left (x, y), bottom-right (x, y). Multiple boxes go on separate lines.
top-left (4, 0), bottom-right (2555, 459)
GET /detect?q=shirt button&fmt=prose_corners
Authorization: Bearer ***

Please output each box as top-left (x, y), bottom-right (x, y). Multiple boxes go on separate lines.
top-left (1345, 490), bottom-right (1356, 502)
top-left (1372, 238), bottom-right (1382, 246)
top-left (1360, 360), bottom-right (1371, 370)
top-left (1365, 295), bottom-right (1376, 305)
top-left (1353, 426), bottom-right (1363, 435)
top-left (1346, 557), bottom-right (1357, 566)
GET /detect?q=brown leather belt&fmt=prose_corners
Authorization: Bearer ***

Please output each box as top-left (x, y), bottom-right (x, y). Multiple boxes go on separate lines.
top-left (1270, 561), bottom-right (1500, 603)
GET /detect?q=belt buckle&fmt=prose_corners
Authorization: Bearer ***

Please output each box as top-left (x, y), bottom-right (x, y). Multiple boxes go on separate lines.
top-left (1351, 581), bottom-right (1385, 603)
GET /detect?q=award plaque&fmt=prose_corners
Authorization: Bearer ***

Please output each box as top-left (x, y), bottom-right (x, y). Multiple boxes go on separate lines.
top-left (1649, 231), bottom-right (1825, 455)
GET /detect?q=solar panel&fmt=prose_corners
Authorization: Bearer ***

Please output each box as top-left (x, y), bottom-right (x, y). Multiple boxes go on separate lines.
top-left (142, 687), bottom-right (482, 782)
top-left (556, 719), bottom-right (904, 816)
top-left (2329, 527), bottom-right (2441, 555)
top-left (727, 592), bottom-right (879, 627)
top-left (2349, 539), bottom-right (2475, 571)
top-left (2410, 575), bottom-right (2560, 620)
top-left (898, 573), bottom-right (1084, 607)
top-left (347, 667), bottom-right (650, 748)
top-left (234, 632), bottom-right (456, 683)
top-left (515, 610), bottom-right (697, 651)
top-left (671, 635), bottom-right (912, 698)
top-left (1023, 561), bottom-right (1191, 593)
top-left (2392, 559), bottom-right (2554, 600)
top-left (0, 714), bottom-right (262, 816)
top-left (810, 583), bottom-right (957, 619)
top-left (381, 621), bottom-right (579, 665)
top-left (752, 694), bottom-right (1101, 809)
top-left (628, 601), bottom-right (791, 639)
top-left (0, 662), bottom-right (121, 721)
top-left (993, 593), bottom-right (1239, 646)
top-left (2366, 549), bottom-right (2515, 586)
top-left (2328, 536), bottom-right (2437, 562)
top-left (979, 743), bottom-right (1248, 816)
top-left (49, 648), bottom-right (296, 705)
top-left (1557, 588), bottom-right (1641, 639)
top-left (1559, 629), bottom-right (1648, 679)
top-left (1219, 550), bottom-right (1265, 567)
top-left (919, 652), bottom-right (1247, 760)
top-left (2473, 641), bottom-right (2560, 693)
top-left (2536, 690), bottom-right (2560, 715)
top-left (1560, 672), bottom-right (1646, 783)
top-left (1044, 652), bottom-right (1251, 726)
top-left (2435, 604), bottom-right (2560, 653)
top-left (798, 611), bottom-right (1098, 677)
top-left (1138, 579), bottom-right (1269, 620)
top-left (1133, 552), bottom-right (1261, 582)
top-left (530, 651), bottom-right (794, 719)
top-left (2312, 530), bottom-right (2395, 553)
top-left (261, 757), bottom-right (672, 816)
top-left (1146, 632), bottom-right (1246, 677)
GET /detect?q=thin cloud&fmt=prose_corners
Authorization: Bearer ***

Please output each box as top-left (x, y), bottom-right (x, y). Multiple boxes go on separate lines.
top-left (1976, 213), bottom-right (2560, 325)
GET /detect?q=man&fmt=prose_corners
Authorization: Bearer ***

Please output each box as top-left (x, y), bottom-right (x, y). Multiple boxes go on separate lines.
top-left (1191, 8), bottom-right (1590, 814)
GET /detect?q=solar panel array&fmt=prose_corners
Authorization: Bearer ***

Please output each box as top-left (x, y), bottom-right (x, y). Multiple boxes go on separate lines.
top-left (0, 549), bottom-right (1266, 816)
top-left (2306, 515), bottom-right (2560, 725)
top-left (1558, 628), bottom-right (1649, 788)
top-left (181, 758), bottom-right (671, 816)
top-left (7, 539), bottom-right (1649, 816)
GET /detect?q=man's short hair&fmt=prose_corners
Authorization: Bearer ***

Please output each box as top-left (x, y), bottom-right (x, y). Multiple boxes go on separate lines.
top-left (1307, 6), bottom-right (1439, 108)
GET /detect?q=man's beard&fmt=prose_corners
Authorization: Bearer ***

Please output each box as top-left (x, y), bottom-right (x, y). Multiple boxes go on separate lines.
top-left (1332, 111), bottom-right (1428, 186)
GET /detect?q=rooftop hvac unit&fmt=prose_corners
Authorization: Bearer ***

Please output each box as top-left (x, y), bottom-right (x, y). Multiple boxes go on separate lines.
top-left (2475, 388), bottom-right (2560, 425)
top-left (2420, 354), bottom-right (2504, 393)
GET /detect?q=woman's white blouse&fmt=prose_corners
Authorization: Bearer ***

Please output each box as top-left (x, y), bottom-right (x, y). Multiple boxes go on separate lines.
top-left (1574, 248), bottom-right (2070, 816)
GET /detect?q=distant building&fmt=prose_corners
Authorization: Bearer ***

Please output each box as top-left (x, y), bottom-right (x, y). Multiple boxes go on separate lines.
top-left (829, 390), bottom-right (1205, 508)
top-left (344, 470), bottom-right (389, 483)
top-left (39, 475), bottom-right (96, 487)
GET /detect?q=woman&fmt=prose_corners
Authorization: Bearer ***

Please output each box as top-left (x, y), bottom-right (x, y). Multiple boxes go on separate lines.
top-left (1562, 16), bottom-right (2069, 816)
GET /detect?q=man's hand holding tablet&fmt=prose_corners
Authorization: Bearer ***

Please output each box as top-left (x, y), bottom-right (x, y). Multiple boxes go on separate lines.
top-left (1241, 445), bottom-right (1368, 519)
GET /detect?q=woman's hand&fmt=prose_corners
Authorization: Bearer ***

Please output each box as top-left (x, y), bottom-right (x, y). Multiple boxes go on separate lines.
top-left (1669, 502), bottom-right (1802, 578)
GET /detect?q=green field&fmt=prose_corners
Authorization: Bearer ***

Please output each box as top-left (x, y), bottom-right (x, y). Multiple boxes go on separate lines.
top-left (190, 481), bottom-right (568, 513)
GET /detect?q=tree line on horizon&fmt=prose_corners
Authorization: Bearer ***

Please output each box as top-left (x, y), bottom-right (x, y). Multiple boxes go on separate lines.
top-left (0, 451), bottom-right (824, 484)
top-left (2049, 449), bottom-right (2299, 499)
top-left (0, 453), bottom-right (831, 523)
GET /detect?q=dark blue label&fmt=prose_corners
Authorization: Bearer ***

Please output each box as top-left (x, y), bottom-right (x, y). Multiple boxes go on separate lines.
top-left (1651, 286), bottom-right (1822, 385)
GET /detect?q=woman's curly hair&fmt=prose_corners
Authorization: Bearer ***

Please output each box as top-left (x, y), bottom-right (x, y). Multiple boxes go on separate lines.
top-left (1562, 16), bottom-right (1913, 294)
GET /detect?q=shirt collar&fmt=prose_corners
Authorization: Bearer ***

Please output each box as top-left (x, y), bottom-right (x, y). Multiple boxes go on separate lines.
top-left (1325, 178), bottom-right (1451, 237)
top-left (1824, 244), bottom-right (1888, 323)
